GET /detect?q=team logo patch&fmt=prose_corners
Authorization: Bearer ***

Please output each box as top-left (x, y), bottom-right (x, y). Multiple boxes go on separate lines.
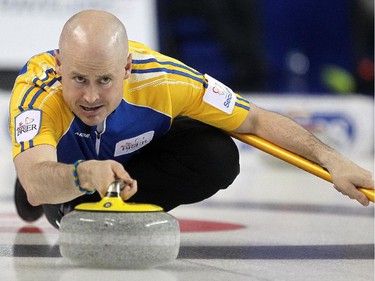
top-left (114, 131), bottom-right (154, 157)
top-left (203, 74), bottom-right (237, 114)
top-left (15, 110), bottom-right (41, 143)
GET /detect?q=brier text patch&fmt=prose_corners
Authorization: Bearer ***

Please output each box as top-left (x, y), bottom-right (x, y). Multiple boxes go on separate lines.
top-left (114, 131), bottom-right (155, 157)
top-left (15, 109), bottom-right (41, 143)
top-left (203, 74), bottom-right (237, 114)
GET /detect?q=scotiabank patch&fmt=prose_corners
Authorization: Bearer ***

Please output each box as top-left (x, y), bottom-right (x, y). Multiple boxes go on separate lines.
top-left (203, 74), bottom-right (236, 114)
top-left (15, 110), bottom-right (41, 143)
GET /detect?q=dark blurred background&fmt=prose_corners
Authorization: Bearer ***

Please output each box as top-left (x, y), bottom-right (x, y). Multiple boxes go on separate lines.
top-left (157, 0), bottom-right (374, 95)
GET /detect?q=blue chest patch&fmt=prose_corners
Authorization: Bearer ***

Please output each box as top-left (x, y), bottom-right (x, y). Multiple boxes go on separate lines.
top-left (57, 100), bottom-right (171, 164)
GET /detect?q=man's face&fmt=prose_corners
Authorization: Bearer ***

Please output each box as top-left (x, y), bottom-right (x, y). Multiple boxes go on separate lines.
top-left (55, 48), bottom-right (131, 126)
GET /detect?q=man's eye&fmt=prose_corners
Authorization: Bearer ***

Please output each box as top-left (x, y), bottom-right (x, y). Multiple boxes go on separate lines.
top-left (101, 77), bottom-right (111, 84)
top-left (74, 76), bottom-right (85, 83)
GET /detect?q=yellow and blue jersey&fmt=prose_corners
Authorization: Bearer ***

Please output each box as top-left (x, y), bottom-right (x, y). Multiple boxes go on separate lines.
top-left (9, 41), bottom-right (250, 164)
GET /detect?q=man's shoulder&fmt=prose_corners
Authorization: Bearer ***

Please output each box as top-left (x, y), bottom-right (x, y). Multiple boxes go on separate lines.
top-left (11, 50), bottom-right (63, 114)
top-left (19, 50), bottom-right (56, 76)
top-left (129, 41), bottom-right (153, 53)
top-left (128, 41), bottom-right (203, 85)
top-left (129, 41), bottom-right (183, 67)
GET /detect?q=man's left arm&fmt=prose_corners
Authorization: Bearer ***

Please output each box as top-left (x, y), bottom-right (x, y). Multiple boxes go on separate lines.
top-left (235, 102), bottom-right (374, 206)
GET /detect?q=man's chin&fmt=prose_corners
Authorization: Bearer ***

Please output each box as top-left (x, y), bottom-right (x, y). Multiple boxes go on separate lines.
top-left (77, 114), bottom-right (105, 127)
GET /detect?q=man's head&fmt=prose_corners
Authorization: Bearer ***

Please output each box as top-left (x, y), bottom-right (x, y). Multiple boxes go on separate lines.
top-left (55, 10), bottom-right (132, 126)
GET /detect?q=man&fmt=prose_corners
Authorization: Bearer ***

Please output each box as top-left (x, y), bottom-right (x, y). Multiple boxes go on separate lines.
top-left (9, 10), bottom-right (373, 228)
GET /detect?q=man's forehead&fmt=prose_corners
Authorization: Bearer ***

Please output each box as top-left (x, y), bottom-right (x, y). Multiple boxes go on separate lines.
top-left (65, 61), bottom-right (120, 76)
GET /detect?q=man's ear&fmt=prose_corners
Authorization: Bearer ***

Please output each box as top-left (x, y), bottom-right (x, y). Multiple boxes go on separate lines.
top-left (124, 53), bottom-right (132, 79)
top-left (54, 49), bottom-right (62, 75)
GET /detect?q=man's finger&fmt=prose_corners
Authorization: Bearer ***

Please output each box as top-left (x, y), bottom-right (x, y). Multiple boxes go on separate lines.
top-left (121, 180), bottom-right (138, 201)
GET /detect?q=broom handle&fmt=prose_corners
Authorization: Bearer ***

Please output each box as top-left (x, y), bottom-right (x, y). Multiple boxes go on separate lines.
top-left (228, 132), bottom-right (374, 203)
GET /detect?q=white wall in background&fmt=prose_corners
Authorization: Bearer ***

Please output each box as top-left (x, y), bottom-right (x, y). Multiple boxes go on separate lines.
top-left (0, 0), bottom-right (158, 68)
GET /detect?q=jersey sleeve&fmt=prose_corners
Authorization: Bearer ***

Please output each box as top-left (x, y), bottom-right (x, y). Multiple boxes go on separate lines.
top-left (169, 72), bottom-right (250, 131)
top-left (127, 41), bottom-right (250, 131)
top-left (8, 52), bottom-right (70, 159)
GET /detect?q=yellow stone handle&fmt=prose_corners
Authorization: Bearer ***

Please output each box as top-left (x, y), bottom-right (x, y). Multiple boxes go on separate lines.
top-left (75, 179), bottom-right (163, 212)
top-left (229, 132), bottom-right (374, 203)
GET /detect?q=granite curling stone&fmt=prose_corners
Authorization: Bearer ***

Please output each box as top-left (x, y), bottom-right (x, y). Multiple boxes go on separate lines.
top-left (59, 180), bottom-right (180, 269)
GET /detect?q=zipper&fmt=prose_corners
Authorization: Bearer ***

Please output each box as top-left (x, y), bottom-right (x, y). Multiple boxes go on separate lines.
top-left (95, 120), bottom-right (106, 155)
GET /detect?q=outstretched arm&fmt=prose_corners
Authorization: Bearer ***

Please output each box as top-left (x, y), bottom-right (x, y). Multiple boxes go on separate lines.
top-left (235, 103), bottom-right (374, 206)
top-left (13, 145), bottom-right (137, 206)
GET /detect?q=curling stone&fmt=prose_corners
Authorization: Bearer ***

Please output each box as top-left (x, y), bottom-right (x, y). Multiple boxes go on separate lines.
top-left (59, 180), bottom-right (180, 269)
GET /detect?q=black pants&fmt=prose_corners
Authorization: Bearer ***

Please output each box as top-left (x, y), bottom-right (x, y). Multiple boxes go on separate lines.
top-left (43, 117), bottom-right (240, 228)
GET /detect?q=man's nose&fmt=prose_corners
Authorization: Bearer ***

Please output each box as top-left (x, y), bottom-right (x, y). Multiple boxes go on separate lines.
top-left (83, 84), bottom-right (99, 103)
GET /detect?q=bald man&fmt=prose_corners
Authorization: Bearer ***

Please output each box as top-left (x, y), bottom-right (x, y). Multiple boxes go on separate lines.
top-left (9, 10), bottom-right (373, 227)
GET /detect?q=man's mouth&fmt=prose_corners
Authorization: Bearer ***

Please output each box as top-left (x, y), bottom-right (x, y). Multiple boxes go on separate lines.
top-left (81, 105), bottom-right (102, 111)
